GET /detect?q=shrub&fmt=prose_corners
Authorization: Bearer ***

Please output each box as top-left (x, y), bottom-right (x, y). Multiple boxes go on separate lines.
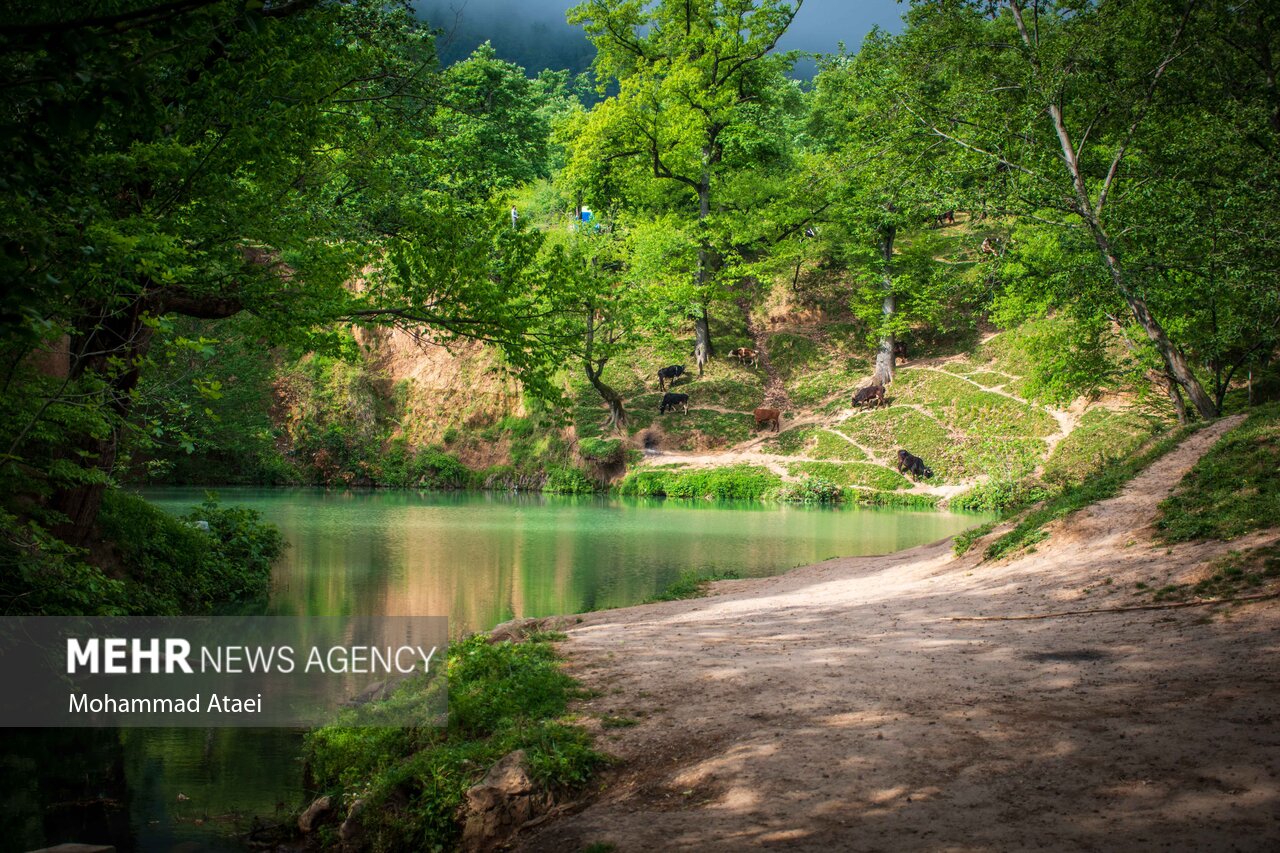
top-left (950, 479), bottom-right (1051, 513)
top-left (578, 437), bottom-right (624, 465)
top-left (774, 477), bottom-right (845, 503)
top-left (616, 465), bottom-right (781, 500)
top-left (40, 490), bottom-right (286, 615)
top-left (304, 634), bottom-right (602, 851)
top-left (543, 466), bottom-right (600, 494)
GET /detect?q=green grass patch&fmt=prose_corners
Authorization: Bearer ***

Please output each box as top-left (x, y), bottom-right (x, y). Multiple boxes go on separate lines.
top-left (985, 426), bottom-right (1199, 561)
top-left (891, 369), bottom-right (1059, 439)
top-left (616, 465), bottom-right (782, 500)
top-left (685, 377), bottom-right (765, 411)
top-left (953, 520), bottom-right (999, 556)
top-left (811, 430), bottom-right (868, 460)
top-left (787, 361), bottom-right (871, 408)
top-left (786, 461), bottom-right (909, 490)
top-left (845, 488), bottom-right (940, 509)
top-left (304, 634), bottom-right (602, 852)
top-left (1044, 409), bottom-right (1166, 487)
top-left (762, 426), bottom-right (818, 456)
top-left (647, 569), bottom-right (742, 601)
top-left (765, 332), bottom-right (821, 377)
top-left (963, 371), bottom-right (1009, 387)
top-left (1148, 544), bottom-right (1280, 602)
top-left (1157, 404), bottom-right (1280, 541)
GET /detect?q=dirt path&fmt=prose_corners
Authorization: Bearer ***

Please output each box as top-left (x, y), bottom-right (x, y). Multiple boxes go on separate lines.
top-left (518, 416), bottom-right (1280, 852)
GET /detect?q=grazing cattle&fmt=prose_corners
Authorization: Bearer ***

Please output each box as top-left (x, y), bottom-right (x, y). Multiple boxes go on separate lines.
top-left (803, 226), bottom-right (818, 239)
top-left (892, 341), bottom-right (908, 362)
top-left (934, 210), bottom-right (956, 226)
top-left (852, 384), bottom-right (886, 408)
top-left (896, 449), bottom-right (934, 480)
top-left (729, 346), bottom-right (758, 366)
top-left (754, 407), bottom-right (780, 432)
top-left (659, 392), bottom-right (689, 414)
top-left (657, 364), bottom-right (686, 390)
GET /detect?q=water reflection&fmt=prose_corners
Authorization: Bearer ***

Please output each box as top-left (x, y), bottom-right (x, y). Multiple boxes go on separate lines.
top-left (4, 489), bottom-right (989, 850)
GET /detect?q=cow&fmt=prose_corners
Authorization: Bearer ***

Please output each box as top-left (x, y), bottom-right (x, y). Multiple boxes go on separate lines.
top-left (892, 340), bottom-right (908, 363)
top-left (754, 407), bottom-right (780, 432)
top-left (934, 209), bottom-right (956, 226)
top-left (657, 364), bottom-right (685, 390)
top-left (729, 346), bottom-right (758, 366)
top-left (852, 384), bottom-right (886, 408)
top-left (659, 392), bottom-right (689, 414)
top-left (896, 449), bottom-right (934, 480)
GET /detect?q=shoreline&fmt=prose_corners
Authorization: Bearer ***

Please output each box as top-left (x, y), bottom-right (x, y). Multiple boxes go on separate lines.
top-left (513, 418), bottom-right (1280, 851)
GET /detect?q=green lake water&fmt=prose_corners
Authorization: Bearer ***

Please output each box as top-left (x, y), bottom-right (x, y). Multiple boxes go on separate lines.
top-left (8, 488), bottom-right (989, 851)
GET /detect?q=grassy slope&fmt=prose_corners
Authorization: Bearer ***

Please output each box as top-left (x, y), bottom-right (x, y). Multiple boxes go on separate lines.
top-left (566, 309), bottom-right (1181, 505)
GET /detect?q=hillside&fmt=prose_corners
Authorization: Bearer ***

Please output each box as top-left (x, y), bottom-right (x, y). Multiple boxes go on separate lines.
top-left (511, 416), bottom-right (1280, 852)
top-left (144, 288), bottom-right (1189, 515)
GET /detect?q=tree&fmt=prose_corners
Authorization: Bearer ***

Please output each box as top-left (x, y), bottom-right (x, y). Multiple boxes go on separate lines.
top-left (563, 0), bottom-right (803, 375)
top-left (894, 0), bottom-right (1280, 417)
top-left (0, 1), bottom-right (564, 547)
top-left (544, 230), bottom-right (639, 432)
top-left (807, 36), bottom-right (968, 385)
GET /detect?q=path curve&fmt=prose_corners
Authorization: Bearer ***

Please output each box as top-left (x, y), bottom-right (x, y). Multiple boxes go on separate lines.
top-left (518, 416), bottom-right (1280, 852)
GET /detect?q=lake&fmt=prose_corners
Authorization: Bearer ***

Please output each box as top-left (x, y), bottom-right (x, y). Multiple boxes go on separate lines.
top-left (10, 489), bottom-right (989, 851)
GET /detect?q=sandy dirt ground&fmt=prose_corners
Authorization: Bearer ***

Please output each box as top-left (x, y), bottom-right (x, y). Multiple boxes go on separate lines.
top-left (517, 416), bottom-right (1280, 852)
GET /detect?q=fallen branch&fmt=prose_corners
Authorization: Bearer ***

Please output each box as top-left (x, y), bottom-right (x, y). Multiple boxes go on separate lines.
top-left (950, 591), bottom-right (1280, 621)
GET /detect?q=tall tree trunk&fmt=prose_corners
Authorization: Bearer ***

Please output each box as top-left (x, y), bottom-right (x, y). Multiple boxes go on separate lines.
top-left (1087, 222), bottom-right (1218, 418)
top-left (1008, 0), bottom-right (1217, 420)
top-left (583, 305), bottom-right (626, 432)
top-left (693, 170), bottom-right (714, 376)
top-left (586, 370), bottom-right (626, 432)
top-left (872, 224), bottom-right (897, 386)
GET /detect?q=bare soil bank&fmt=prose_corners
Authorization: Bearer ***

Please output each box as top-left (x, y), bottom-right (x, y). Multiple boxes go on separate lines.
top-left (519, 417), bottom-right (1280, 852)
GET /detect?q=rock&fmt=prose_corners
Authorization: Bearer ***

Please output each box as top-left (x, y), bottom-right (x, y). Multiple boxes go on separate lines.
top-left (297, 795), bottom-right (333, 834)
top-left (459, 750), bottom-right (553, 853)
top-left (487, 617), bottom-right (545, 644)
top-left (339, 797), bottom-right (367, 847)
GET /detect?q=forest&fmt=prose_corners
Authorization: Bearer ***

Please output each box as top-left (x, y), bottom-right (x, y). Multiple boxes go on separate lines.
top-left (3, 1), bottom-right (1280, 849)
top-left (5, 0), bottom-right (1278, 613)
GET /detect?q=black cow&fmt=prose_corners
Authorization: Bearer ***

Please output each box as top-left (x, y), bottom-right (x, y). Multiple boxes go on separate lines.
top-left (852, 384), bottom-right (886, 408)
top-left (657, 364), bottom-right (686, 390)
top-left (659, 392), bottom-right (689, 414)
top-left (892, 340), bottom-right (908, 362)
top-left (896, 449), bottom-right (934, 480)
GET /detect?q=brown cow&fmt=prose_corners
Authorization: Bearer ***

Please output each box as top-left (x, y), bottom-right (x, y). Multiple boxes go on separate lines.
top-left (852, 384), bottom-right (886, 408)
top-left (754, 407), bottom-right (781, 432)
top-left (728, 346), bottom-right (758, 366)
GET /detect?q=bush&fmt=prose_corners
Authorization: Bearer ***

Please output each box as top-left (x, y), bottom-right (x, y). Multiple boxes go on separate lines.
top-left (0, 490), bottom-right (284, 616)
top-left (950, 479), bottom-right (1051, 513)
top-left (305, 634), bottom-right (602, 851)
top-left (774, 477), bottom-right (845, 503)
top-left (785, 461), bottom-right (910, 491)
top-left (97, 491), bottom-right (283, 613)
top-left (578, 437), bottom-right (624, 465)
top-left (647, 569), bottom-right (742, 601)
top-left (616, 465), bottom-right (781, 500)
top-left (543, 466), bottom-right (600, 494)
